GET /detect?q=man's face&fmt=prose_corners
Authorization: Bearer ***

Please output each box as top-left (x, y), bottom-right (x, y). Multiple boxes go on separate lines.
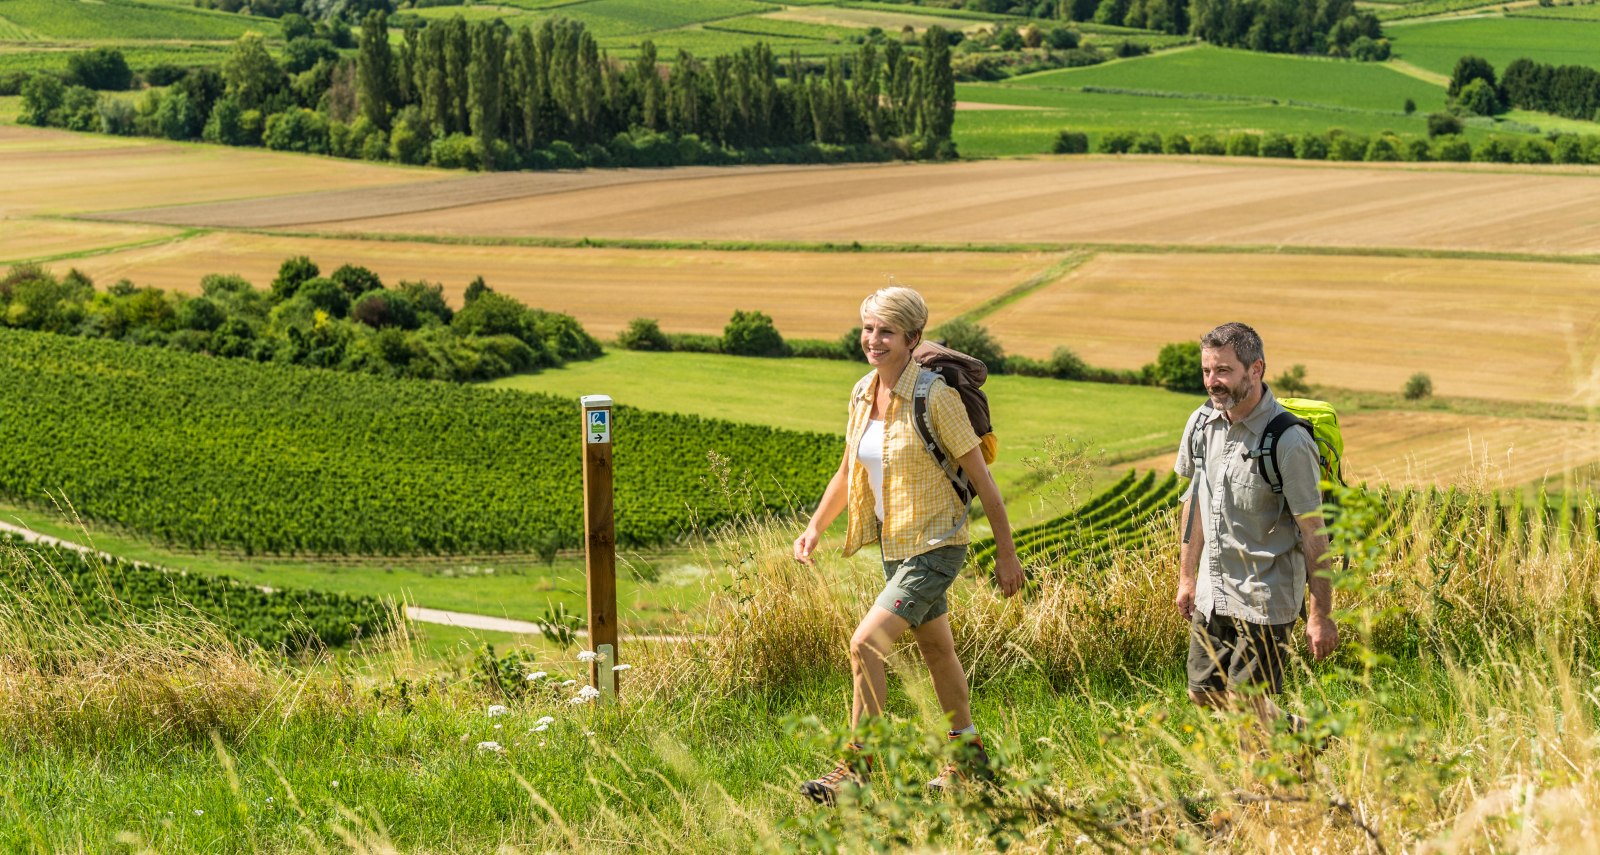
top-left (1200, 344), bottom-right (1261, 413)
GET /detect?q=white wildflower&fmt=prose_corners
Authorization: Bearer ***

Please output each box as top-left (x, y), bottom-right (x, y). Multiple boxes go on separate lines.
top-left (611, 663), bottom-right (632, 672)
top-left (487, 704), bottom-right (509, 717)
top-left (577, 685), bottom-right (601, 701)
top-left (583, 730), bottom-right (595, 737)
top-left (568, 696), bottom-right (589, 705)
top-left (331, 780), bottom-right (339, 790)
top-left (194, 809), bottom-right (205, 816)
top-left (494, 723), bottom-right (502, 730)
top-left (476, 741), bottom-right (504, 753)
top-left (526, 671), bottom-right (547, 681)
top-left (265, 797), bottom-right (274, 804)
top-left (576, 650), bottom-right (599, 663)
top-left (535, 716), bottom-right (555, 726)
top-left (534, 724), bottom-right (548, 732)
top-left (560, 680), bottom-right (577, 687)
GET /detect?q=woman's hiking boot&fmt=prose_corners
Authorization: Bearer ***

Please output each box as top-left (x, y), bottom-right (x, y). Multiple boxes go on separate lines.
top-left (800, 743), bottom-right (871, 805)
top-left (926, 731), bottom-right (995, 792)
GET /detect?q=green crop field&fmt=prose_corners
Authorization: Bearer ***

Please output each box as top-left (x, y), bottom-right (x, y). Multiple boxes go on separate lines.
top-left (409, 4), bottom-right (536, 22)
top-left (0, 43), bottom-right (231, 74)
top-left (1011, 48), bottom-right (1446, 113)
top-left (705, 13), bottom-right (859, 41)
top-left (1510, 4), bottom-right (1600, 21)
top-left (951, 88), bottom-right (1448, 157)
top-left (598, 26), bottom-right (858, 57)
top-left (516, 0), bottom-right (778, 37)
top-left (488, 350), bottom-right (1200, 496)
top-left (0, 0), bottom-right (272, 40)
top-left (0, 331), bottom-right (835, 557)
top-left (1387, 16), bottom-right (1600, 76)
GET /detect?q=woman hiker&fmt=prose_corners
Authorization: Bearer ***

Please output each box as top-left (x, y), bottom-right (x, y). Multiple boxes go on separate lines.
top-left (792, 286), bottom-right (1025, 805)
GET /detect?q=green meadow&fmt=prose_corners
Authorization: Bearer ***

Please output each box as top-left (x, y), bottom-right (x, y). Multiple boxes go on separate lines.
top-left (1015, 47), bottom-right (1446, 112)
top-left (0, 0), bottom-right (273, 40)
top-left (487, 350), bottom-right (1200, 488)
top-left (1387, 15), bottom-right (1600, 76)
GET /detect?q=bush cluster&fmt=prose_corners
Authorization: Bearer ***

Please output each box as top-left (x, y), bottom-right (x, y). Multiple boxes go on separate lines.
top-left (1056, 126), bottom-right (1600, 164)
top-left (622, 314), bottom-right (1182, 389)
top-left (0, 259), bottom-right (600, 383)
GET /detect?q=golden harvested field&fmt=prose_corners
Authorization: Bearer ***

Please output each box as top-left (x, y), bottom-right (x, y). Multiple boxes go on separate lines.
top-left (0, 219), bottom-right (184, 263)
top-left (984, 252), bottom-right (1600, 406)
top-left (108, 157), bottom-right (1600, 256)
top-left (0, 125), bottom-right (431, 219)
top-left (49, 231), bottom-right (1063, 341)
top-left (1133, 410), bottom-right (1600, 490)
top-left (764, 7), bottom-right (992, 33)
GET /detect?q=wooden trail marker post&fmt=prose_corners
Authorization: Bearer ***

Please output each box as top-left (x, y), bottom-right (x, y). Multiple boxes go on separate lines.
top-left (581, 395), bottom-right (618, 700)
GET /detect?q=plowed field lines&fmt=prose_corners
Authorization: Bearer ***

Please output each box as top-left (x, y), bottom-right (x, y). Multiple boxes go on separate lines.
top-left (49, 232), bottom-right (1063, 341)
top-left (983, 252), bottom-right (1600, 405)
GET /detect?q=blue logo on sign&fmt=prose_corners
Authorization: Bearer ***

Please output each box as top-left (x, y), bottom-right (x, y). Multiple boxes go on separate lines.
top-left (590, 411), bottom-right (608, 429)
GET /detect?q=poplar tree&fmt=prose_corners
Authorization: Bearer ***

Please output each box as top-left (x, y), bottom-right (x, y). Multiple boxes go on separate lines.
top-left (468, 22), bottom-right (504, 162)
top-left (357, 11), bottom-right (393, 129)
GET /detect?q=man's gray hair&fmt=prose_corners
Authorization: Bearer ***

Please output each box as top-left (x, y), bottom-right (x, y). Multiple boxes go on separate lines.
top-left (1201, 322), bottom-right (1264, 367)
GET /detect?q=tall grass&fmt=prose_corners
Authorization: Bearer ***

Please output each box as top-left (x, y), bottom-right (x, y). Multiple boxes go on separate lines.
top-left (5, 480), bottom-right (1600, 851)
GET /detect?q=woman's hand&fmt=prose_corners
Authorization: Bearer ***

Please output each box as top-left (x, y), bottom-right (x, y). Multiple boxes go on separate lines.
top-left (993, 552), bottom-right (1024, 597)
top-left (794, 528), bottom-right (821, 565)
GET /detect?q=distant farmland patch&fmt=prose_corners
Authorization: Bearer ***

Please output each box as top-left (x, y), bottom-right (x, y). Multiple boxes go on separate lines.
top-left (1132, 410), bottom-right (1600, 490)
top-left (0, 0), bottom-right (271, 39)
top-left (0, 219), bottom-right (183, 264)
top-left (982, 252), bottom-right (1600, 406)
top-left (0, 125), bottom-right (432, 219)
top-left (1009, 46), bottom-right (1445, 113)
top-left (1388, 16), bottom-right (1600, 77)
top-left (766, 4), bottom-right (994, 32)
top-left (48, 231), bottom-right (1061, 343)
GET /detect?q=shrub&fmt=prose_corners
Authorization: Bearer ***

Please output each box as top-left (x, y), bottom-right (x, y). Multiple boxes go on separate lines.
top-left (1191, 133), bottom-right (1224, 155)
top-left (67, 47), bottom-right (132, 91)
top-left (665, 332), bottom-right (722, 353)
top-left (1403, 137), bottom-right (1432, 162)
top-left (1294, 133), bottom-right (1329, 160)
top-left (1404, 97), bottom-right (1416, 115)
top-left (1259, 132), bottom-right (1294, 158)
top-left (1472, 137), bottom-right (1515, 163)
top-left (934, 317), bottom-right (1004, 372)
top-left (722, 310), bottom-right (785, 357)
top-left (1161, 132), bottom-right (1191, 155)
top-left (351, 290), bottom-right (420, 331)
top-left (396, 280), bottom-right (451, 325)
top-left (1553, 135), bottom-right (1584, 164)
top-left (1132, 132), bottom-right (1163, 154)
top-left (1403, 371), bottom-right (1433, 400)
top-left (297, 277), bottom-right (350, 319)
top-left (1512, 137), bottom-right (1553, 164)
top-left (840, 326), bottom-right (868, 362)
top-left (270, 256), bottom-right (319, 302)
top-left (430, 133), bottom-right (480, 170)
top-left (1096, 129), bottom-right (1137, 154)
top-left (1003, 354), bottom-right (1049, 377)
top-left (97, 97), bottom-right (137, 136)
top-left (787, 338), bottom-right (850, 360)
top-left (1364, 135), bottom-right (1402, 162)
top-left (262, 107), bottom-right (329, 154)
top-left (1045, 26), bottom-right (1080, 49)
top-left (1273, 364), bottom-right (1310, 396)
top-left (176, 297), bottom-right (226, 333)
top-left (18, 75), bottom-right (64, 126)
top-left (1155, 341), bottom-right (1203, 393)
top-left (1432, 135), bottom-right (1472, 162)
top-left (1048, 346), bottom-right (1089, 381)
top-left (330, 264), bottom-right (383, 299)
top-left (1223, 132), bottom-right (1259, 157)
top-left (1052, 130), bottom-right (1089, 154)
top-left (1457, 78), bottom-right (1499, 116)
top-left (1426, 111), bottom-right (1463, 138)
top-left (1329, 133), bottom-right (1369, 161)
top-left (614, 318), bottom-right (672, 352)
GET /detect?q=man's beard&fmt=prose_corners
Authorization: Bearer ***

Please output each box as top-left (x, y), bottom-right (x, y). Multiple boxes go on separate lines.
top-left (1209, 376), bottom-right (1252, 412)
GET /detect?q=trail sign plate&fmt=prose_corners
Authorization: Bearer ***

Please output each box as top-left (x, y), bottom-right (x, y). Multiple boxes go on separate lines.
top-left (587, 409), bottom-right (610, 444)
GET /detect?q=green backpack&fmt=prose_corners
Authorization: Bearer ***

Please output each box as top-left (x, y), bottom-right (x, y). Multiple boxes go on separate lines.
top-left (1192, 396), bottom-right (1346, 497)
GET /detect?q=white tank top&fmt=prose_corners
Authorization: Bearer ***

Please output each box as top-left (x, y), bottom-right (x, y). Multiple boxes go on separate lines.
top-left (857, 419), bottom-right (886, 521)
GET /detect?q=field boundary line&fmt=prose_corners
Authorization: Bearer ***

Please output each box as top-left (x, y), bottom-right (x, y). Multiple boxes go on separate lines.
top-left (214, 227), bottom-right (1600, 267)
top-left (959, 252), bottom-right (1094, 323)
top-left (1385, 59), bottom-right (1451, 86)
top-left (4, 226), bottom-right (210, 266)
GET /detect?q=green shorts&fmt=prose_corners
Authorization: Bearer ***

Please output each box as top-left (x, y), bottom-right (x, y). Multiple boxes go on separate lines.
top-left (1187, 613), bottom-right (1295, 695)
top-left (875, 545), bottom-right (967, 627)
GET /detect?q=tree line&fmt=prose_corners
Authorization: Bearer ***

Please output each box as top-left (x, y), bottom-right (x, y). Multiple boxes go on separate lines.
top-left (0, 259), bottom-right (600, 383)
top-left (1452, 54), bottom-right (1600, 123)
top-left (17, 15), bottom-right (959, 170)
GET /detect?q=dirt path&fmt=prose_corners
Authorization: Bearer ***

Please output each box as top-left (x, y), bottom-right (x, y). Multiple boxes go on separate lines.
top-left (0, 520), bottom-right (691, 642)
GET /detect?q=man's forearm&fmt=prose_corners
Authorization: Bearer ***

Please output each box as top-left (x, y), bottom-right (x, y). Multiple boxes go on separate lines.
top-left (1299, 518), bottom-right (1331, 618)
top-left (1178, 496), bottom-right (1201, 584)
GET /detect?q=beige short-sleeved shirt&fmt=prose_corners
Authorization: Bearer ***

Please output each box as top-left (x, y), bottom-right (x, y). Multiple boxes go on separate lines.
top-left (1175, 386), bottom-right (1322, 625)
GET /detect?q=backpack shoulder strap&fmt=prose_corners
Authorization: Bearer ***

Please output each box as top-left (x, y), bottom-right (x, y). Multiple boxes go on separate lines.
top-left (1181, 401), bottom-right (1213, 546)
top-left (1255, 410), bottom-right (1314, 495)
top-left (912, 370), bottom-right (975, 506)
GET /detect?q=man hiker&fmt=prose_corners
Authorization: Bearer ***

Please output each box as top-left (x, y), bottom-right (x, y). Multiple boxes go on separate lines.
top-left (1174, 322), bottom-right (1338, 733)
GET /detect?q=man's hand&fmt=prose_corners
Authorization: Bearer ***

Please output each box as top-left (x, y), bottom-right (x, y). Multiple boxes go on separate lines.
top-left (993, 553), bottom-right (1024, 598)
top-left (1306, 612), bottom-right (1339, 661)
top-left (1175, 578), bottom-right (1196, 621)
top-left (793, 528), bottom-right (821, 565)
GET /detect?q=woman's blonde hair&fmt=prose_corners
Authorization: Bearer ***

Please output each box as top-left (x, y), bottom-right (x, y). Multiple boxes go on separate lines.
top-left (859, 286), bottom-right (929, 342)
